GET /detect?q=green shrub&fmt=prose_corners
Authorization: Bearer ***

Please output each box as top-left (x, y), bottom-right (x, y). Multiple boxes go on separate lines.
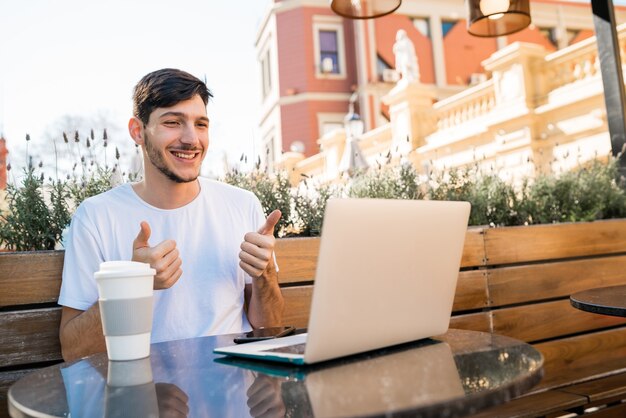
top-left (293, 181), bottom-right (340, 236)
top-left (349, 163), bottom-right (423, 200)
top-left (522, 160), bottom-right (626, 224)
top-left (0, 166), bottom-right (71, 251)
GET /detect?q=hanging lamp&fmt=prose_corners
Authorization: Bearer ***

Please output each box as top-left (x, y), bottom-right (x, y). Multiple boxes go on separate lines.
top-left (467, 0), bottom-right (531, 37)
top-left (330, 0), bottom-right (402, 19)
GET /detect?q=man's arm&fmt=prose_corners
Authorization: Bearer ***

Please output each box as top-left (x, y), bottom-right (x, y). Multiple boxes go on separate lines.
top-left (240, 210), bottom-right (285, 328)
top-left (59, 305), bottom-right (106, 361)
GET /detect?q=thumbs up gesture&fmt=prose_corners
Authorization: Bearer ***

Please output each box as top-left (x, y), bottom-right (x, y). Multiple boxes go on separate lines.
top-left (239, 210), bottom-right (281, 279)
top-left (132, 221), bottom-right (183, 290)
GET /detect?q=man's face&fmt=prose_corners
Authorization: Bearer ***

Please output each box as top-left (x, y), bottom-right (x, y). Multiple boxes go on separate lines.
top-left (141, 95), bottom-right (209, 183)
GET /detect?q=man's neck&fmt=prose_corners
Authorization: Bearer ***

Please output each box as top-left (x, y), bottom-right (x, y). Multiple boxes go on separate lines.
top-left (132, 173), bottom-right (201, 210)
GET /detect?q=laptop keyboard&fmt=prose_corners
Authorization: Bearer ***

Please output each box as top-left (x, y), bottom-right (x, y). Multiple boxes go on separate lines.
top-left (263, 343), bottom-right (306, 355)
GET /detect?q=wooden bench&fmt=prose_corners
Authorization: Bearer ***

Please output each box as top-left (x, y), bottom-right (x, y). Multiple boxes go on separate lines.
top-left (3, 219), bottom-right (626, 417)
top-left (276, 220), bottom-right (626, 417)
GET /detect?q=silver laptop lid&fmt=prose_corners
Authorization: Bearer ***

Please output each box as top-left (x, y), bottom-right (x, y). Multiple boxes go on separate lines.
top-left (304, 198), bottom-right (470, 363)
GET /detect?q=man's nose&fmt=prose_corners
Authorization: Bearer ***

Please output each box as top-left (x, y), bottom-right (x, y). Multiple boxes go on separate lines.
top-left (180, 123), bottom-right (199, 145)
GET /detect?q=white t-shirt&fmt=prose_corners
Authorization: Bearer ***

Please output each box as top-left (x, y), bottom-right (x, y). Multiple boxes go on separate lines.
top-left (59, 177), bottom-right (266, 343)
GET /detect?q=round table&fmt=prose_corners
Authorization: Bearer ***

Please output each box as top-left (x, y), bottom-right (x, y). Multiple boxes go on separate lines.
top-left (8, 329), bottom-right (543, 418)
top-left (570, 285), bottom-right (626, 317)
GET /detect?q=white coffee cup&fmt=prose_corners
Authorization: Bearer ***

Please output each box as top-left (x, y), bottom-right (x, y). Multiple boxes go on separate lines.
top-left (95, 261), bottom-right (156, 361)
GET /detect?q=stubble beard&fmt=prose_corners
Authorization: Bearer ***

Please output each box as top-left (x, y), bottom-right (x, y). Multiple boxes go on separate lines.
top-left (143, 132), bottom-right (202, 184)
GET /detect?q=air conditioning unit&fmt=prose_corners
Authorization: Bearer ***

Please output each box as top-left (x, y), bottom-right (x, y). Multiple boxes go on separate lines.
top-left (469, 73), bottom-right (487, 85)
top-left (382, 69), bottom-right (400, 83)
top-left (321, 57), bottom-right (335, 74)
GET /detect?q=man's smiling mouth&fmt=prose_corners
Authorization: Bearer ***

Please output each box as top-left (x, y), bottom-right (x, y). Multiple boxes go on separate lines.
top-left (171, 151), bottom-right (200, 160)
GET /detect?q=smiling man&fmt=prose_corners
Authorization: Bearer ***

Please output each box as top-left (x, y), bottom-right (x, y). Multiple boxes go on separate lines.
top-left (58, 69), bottom-right (284, 361)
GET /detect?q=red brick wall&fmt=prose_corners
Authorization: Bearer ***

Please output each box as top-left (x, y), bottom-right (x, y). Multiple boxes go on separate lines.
top-left (444, 20), bottom-right (498, 85)
top-left (280, 100), bottom-right (350, 155)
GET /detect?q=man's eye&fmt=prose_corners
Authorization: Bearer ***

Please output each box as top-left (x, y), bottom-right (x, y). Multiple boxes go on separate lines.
top-left (197, 123), bottom-right (209, 128)
top-left (164, 121), bottom-right (180, 126)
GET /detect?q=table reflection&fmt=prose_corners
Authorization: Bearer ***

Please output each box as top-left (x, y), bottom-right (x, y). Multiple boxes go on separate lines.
top-left (8, 330), bottom-right (543, 418)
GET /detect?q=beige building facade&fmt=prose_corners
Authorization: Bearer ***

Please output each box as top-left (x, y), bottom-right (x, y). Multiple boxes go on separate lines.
top-left (277, 20), bottom-right (626, 186)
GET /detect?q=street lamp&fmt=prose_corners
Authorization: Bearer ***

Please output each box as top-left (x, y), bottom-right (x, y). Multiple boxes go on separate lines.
top-left (339, 93), bottom-right (369, 174)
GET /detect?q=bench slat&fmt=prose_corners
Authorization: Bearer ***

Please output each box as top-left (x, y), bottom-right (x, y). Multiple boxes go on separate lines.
top-left (449, 313), bottom-right (491, 333)
top-left (460, 228), bottom-right (486, 268)
top-left (535, 327), bottom-right (626, 391)
top-left (281, 286), bottom-right (312, 328)
top-left (562, 372), bottom-right (626, 404)
top-left (0, 251), bottom-right (64, 307)
top-left (453, 270), bottom-right (488, 311)
top-left (483, 219), bottom-right (626, 265)
top-left (468, 389), bottom-right (588, 418)
top-left (492, 299), bottom-right (626, 343)
top-left (275, 237), bottom-right (320, 285)
top-left (0, 308), bottom-right (63, 368)
top-left (488, 255), bottom-right (626, 307)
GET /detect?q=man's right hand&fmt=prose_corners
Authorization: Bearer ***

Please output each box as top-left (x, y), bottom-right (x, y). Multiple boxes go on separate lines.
top-left (132, 221), bottom-right (183, 290)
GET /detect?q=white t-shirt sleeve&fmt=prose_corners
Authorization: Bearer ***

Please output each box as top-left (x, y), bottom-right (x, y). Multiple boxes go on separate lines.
top-left (58, 204), bottom-right (105, 311)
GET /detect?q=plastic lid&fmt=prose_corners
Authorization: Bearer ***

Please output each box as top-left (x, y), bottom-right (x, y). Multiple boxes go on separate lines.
top-left (94, 261), bottom-right (156, 280)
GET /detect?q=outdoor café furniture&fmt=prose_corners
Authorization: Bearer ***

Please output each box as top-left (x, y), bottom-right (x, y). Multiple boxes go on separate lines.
top-left (570, 285), bottom-right (626, 318)
top-left (8, 329), bottom-right (543, 418)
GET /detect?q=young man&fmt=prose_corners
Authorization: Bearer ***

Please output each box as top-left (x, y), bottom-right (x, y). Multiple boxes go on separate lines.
top-left (58, 68), bottom-right (284, 361)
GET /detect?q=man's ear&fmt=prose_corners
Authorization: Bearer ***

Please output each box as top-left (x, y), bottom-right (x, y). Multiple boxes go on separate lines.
top-left (128, 117), bottom-right (145, 146)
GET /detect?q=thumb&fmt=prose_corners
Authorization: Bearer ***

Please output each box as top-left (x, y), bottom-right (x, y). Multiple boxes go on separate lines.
top-left (133, 221), bottom-right (151, 249)
top-left (257, 210), bottom-right (281, 235)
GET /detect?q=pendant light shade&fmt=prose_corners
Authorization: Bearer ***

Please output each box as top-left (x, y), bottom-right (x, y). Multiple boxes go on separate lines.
top-left (330, 0), bottom-right (402, 19)
top-left (467, 0), bottom-right (531, 37)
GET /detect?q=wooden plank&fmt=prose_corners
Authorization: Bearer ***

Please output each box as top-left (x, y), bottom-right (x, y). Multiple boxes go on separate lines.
top-left (449, 312), bottom-right (491, 333)
top-left (0, 308), bottom-right (63, 368)
top-left (460, 228), bottom-right (486, 268)
top-left (562, 372), bottom-right (626, 403)
top-left (0, 251), bottom-right (64, 307)
top-left (488, 255), bottom-right (626, 307)
top-left (584, 402), bottom-right (626, 417)
top-left (453, 270), bottom-right (488, 312)
top-left (281, 286), bottom-right (312, 329)
top-left (534, 327), bottom-right (626, 391)
top-left (275, 238), bottom-right (319, 285)
top-left (483, 219), bottom-right (626, 265)
top-left (468, 390), bottom-right (587, 418)
top-left (492, 299), bottom-right (626, 343)
top-left (280, 274), bottom-right (488, 330)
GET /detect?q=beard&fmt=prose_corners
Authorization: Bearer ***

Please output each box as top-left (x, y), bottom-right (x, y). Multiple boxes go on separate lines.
top-left (143, 132), bottom-right (201, 184)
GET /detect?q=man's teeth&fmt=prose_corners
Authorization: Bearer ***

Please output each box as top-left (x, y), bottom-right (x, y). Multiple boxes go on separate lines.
top-left (172, 152), bottom-right (195, 160)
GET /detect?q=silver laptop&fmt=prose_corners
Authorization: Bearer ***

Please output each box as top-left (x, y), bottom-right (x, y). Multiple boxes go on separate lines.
top-left (214, 198), bottom-right (471, 365)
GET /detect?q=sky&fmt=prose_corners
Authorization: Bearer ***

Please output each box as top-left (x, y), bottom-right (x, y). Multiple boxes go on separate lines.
top-left (0, 0), bottom-right (271, 178)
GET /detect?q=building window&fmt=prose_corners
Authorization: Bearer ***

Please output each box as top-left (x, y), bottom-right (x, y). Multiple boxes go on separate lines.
top-left (313, 16), bottom-right (346, 79)
top-left (263, 133), bottom-right (276, 173)
top-left (319, 30), bottom-right (340, 74)
top-left (539, 27), bottom-right (558, 47)
top-left (317, 112), bottom-right (346, 138)
top-left (442, 20), bottom-right (458, 37)
top-left (412, 17), bottom-right (430, 38)
top-left (260, 48), bottom-right (272, 98)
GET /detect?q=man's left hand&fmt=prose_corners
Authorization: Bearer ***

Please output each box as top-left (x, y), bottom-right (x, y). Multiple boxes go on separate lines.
top-left (239, 210), bottom-right (281, 279)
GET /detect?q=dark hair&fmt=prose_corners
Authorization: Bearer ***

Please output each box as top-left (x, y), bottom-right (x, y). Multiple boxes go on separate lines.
top-left (132, 68), bottom-right (213, 124)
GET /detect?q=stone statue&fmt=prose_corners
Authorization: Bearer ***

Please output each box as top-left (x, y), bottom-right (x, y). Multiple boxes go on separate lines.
top-left (393, 29), bottom-right (420, 83)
